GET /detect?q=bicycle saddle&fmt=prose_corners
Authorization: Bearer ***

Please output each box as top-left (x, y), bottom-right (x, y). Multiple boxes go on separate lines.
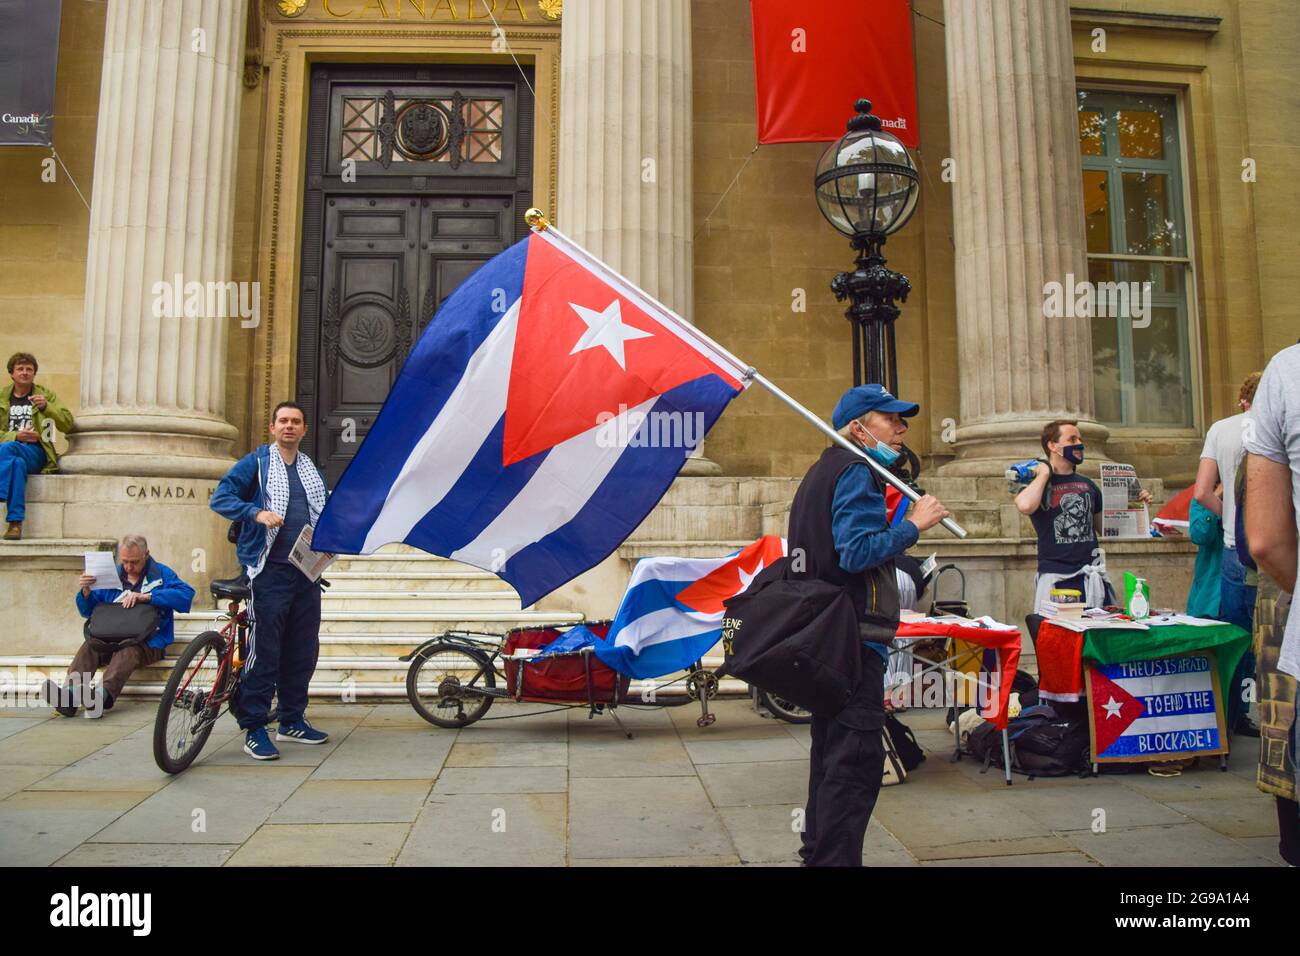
top-left (210, 572), bottom-right (251, 602)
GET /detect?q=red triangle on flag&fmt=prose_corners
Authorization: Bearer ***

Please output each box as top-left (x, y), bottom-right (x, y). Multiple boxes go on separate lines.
top-left (1089, 666), bottom-right (1146, 755)
top-left (676, 536), bottom-right (786, 615)
top-left (502, 234), bottom-right (741, 466)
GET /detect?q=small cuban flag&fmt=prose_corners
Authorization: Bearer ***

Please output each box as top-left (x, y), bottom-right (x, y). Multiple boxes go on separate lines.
top-left (594, 535), bottom-right (787, 679)
top-left (313, 225), bottom-right (751, 606)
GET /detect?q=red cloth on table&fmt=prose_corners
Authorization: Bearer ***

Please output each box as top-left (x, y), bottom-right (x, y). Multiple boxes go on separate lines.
top-left (1035, 621), bottom-right (1086, 702)
top-left (895, 621), bottom-right (1022, 729)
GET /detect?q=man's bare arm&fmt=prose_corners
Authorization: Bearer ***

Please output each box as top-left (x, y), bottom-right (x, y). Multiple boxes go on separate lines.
top-left (1193, 456), bottom-right (1222, 518)
top-left (1246, 453), bottom-right (1298, 593)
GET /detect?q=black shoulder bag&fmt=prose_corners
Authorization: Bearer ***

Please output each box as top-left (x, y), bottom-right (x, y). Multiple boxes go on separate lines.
top-left (718, 558), bottom-right (863, 718)
top-left (84, 603), bottom-right (161, 652)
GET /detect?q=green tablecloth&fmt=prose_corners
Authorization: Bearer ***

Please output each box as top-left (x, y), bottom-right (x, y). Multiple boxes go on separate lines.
top-left (1081, 622), bottom-right (1251, 701)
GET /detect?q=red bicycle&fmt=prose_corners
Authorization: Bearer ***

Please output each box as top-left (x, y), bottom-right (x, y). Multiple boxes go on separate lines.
top-left (151, 576), bottom-right (252, 774)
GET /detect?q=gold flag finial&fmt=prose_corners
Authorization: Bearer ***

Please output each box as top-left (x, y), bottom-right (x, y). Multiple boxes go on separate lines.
top-left (524, 208), bottom-right (550, 231)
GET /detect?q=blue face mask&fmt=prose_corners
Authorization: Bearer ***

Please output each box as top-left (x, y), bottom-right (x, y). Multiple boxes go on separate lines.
top-left (860, 425), bottom-right (900, 466)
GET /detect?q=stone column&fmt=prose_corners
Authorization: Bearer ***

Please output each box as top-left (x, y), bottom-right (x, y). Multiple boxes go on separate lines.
top-left (558, 0), bottom-right (720, 474)
top-left (60, 0), bottom-right (246, 479)
top-left (939, 0), bottom-right (1108, 475)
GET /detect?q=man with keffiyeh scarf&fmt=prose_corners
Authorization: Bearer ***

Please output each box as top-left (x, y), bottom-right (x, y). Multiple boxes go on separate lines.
top-left (211, 401), bottom-right (331, 761)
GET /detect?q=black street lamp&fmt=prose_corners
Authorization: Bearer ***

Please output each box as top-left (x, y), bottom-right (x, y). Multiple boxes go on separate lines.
top-left (814, 99), bottom-right (920, 394)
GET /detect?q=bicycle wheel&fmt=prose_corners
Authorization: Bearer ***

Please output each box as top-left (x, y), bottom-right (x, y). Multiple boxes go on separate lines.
top-left (153, 630), bottom-right (230, 774)
top-left (406, 643), bottom-right (496, 728)
top-left (758, 688), bottom-right (813, 724)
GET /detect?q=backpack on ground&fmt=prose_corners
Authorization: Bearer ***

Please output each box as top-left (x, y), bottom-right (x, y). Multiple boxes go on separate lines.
top-left (966, 703), bottom-right (1091, 778)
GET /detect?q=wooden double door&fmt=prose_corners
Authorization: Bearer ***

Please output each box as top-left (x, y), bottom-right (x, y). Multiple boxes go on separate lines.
top-left (295, 63), bottom-right (534, 484)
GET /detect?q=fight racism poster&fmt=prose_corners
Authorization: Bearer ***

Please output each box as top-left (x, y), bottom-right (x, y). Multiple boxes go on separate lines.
top-left (751, 0), bottom-right (919, 147)
top-left (1085, 651), bottom-right (1230, 763)
top-left (0, 0), bottom-right (62, 146)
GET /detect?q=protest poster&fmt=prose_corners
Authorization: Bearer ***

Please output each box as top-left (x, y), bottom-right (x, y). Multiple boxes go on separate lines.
top-left (1085, 650), bottom-right (1229, 763)
top-left (1100, 462), bottom-right (1150, 539)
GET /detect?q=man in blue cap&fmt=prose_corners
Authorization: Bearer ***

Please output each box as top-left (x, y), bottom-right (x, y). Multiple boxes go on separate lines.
top-left (789, 383), bottom-right (949, 866)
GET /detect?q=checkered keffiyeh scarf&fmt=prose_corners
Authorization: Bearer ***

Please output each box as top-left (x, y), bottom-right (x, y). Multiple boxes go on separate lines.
top-left (262, 448), bottom-right (328, 557)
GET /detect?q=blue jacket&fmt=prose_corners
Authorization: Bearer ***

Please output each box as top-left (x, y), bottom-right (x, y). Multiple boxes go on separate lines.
top-left (75, 557), bottom-right (195, 650)
top-left (210, 444), bottom-right (327, 575)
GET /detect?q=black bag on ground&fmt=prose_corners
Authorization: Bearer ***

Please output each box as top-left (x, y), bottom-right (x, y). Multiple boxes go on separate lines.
top-left (885, 713), bottom-right (926, 771)
top-left (966, 703), bottom-right (1091, 777)
top-left (718, 558), bottom-right (863, 718)
top-left (84, 602), bottom-right (160, 650)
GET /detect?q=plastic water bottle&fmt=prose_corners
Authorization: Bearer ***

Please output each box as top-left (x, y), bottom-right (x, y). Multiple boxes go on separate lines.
top-left (1005, 459), bottom-right (1041, 493)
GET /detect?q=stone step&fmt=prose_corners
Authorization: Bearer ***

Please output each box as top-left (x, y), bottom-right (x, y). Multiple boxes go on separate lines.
top-left (317, 589), bottom-right (523, 613)
top-left (173, 608), bottom-right (584, 636)
top-left (323, 570), bottom-right (504, 591)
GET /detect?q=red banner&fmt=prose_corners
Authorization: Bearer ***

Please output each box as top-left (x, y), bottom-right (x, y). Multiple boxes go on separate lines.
top-left (750, 0), bottom-right (919, 148)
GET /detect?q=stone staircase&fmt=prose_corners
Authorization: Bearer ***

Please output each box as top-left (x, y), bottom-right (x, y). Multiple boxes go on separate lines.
top-left (7, 545), bottom-right (587, 701)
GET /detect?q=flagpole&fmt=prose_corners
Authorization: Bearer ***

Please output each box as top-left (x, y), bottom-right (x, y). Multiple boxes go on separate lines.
top-left (524, 210), bottom-right (967, 540)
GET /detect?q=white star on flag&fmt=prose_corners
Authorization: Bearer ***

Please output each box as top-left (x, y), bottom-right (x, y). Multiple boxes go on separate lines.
top-left (1103, 695), bottom-right (1123, 719)
top-left (568, 299), bottom-right (653, 370)
top-left (737, 560), bottom-right (765, 592)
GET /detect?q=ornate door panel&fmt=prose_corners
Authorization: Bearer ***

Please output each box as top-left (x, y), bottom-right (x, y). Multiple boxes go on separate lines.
top-left (297, 64), bottom-right (533, 484)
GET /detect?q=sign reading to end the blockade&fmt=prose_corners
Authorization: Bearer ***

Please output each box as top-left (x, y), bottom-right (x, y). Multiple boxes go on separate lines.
top-left (1084, 651), bottom-right (1229, 763)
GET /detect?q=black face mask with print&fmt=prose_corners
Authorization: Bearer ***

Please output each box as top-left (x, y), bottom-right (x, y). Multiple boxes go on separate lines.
top-left (1062, 443), bottom-right (1085, 466)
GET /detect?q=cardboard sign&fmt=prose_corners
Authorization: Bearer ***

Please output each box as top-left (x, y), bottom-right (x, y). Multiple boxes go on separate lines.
top-left (1085, 651), bottom-right (1229, 763)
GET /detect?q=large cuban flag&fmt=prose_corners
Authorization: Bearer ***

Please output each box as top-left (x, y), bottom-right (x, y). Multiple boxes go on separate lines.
top-left (594, 536), bottom-right (787, 679)
top-left (313, 227), bottom-right (751, 606)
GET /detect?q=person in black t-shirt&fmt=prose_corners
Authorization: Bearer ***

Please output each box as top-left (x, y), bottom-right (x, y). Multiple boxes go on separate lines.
top-left (1015, 419), bottom-right (1151, 615)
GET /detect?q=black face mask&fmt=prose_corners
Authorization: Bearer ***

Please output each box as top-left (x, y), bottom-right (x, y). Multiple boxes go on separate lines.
top-left (1062, 443), bottom-right (1085, 466)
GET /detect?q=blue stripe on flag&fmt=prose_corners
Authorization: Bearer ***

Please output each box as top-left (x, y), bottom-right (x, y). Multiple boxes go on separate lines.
top-left (315, 237), bottom-right (529, 552)
top-left (499, 373), bottom-right (738, 605)
top-left (596, 626), bottom-right (723, 681)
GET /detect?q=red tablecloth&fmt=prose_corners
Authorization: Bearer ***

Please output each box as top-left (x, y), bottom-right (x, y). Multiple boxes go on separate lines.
top-left (895, 621), bottom-right (1022, 729)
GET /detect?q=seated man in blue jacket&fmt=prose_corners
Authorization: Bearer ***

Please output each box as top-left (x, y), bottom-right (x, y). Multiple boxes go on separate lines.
top-left (209, 401), bottom-right (331, 760)
top-left (44, 534), bottom-right (195, 717)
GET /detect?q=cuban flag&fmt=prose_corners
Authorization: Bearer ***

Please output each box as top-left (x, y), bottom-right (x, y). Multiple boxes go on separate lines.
top-left (594, 536), bottom-right (787, 679)
top-left (1088, 655), bottom-right (1224, 760)
top-left (313, 227), bottom-right (751, 606)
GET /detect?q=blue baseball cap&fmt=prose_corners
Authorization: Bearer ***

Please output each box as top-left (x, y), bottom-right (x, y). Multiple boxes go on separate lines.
top-left (831, 384), bottom-right (920, 430)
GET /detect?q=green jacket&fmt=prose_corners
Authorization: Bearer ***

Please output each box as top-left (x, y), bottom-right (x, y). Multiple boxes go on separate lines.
top-left (0, 382), bottom-right (74, 473)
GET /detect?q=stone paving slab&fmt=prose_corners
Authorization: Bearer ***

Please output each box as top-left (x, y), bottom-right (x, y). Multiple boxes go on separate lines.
top-left (697, 759), bottom-right (808, 806)
top-left (432, 766), bottom-right (568, 794)
top-left (446, 741), bottom-right (568, 767)
top-left (270, 779), bottom-right (434, 824)
top-left (0, 717), bottom-right (46, 741)
top-left (569, 728), bottom-right (697, 778)
top-left (53, 842), bottom-right (240, 867)
top-left (226, 823), bottom-right (410, 866)
top-left (1061, 821), bottom-right (1281, 866)
top-left (572, 854), bottom-right (742, 866)
top-left (569, 775), bottom-right (735, 860)
top-left (0, 717), bottom-right (139, 766)
top-left (1162, 796), bottom-right (1281, 839)
top-left (27, 724), bottom-right (193, 793)
top-left (0, 763), bottom-right (61, 800)
top-left (310, 726), bottom-right (454, 780)
top-left (89, 766), bottom-right (312, 845)
top-left (398, 793), bottom-right (566, 866)
top-left (999, 779), bottom-right (1190, 831)
top-left (0, 789), bottom-right (147, 866)
top-left (683, 734), bottom-right (809, 765)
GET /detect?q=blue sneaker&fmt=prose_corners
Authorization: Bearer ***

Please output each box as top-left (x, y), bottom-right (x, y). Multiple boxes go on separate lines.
top-left (276, 719), bottom-right (329, 745)
top-left (243, 727), bottom-right (281, 761)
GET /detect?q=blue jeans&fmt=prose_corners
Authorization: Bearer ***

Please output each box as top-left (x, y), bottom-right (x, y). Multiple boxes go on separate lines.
top-left (1219, 546), bottom-right (1257, 726)
top-left (0, 441), bottom-right (46, 522)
